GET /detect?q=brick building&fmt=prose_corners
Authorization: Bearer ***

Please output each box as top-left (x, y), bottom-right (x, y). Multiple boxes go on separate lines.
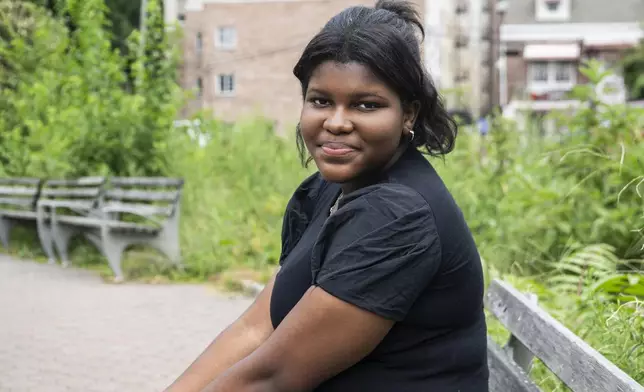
top-left (499, 0), bottom-right (643, 115)
top-left (165, 0), bottom-right (427, 134)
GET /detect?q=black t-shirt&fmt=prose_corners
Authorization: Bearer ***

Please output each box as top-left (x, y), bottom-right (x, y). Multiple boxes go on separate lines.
top-left (270, 147), bottom-right (489, 392)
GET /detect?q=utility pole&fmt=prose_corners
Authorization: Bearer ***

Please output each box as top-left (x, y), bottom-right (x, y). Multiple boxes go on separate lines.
top-left (139, 0), bottom-right (148, 58)
top-left (486, 0), bottom-right (496, 115)
top-left (136, 0), bottom-right (148, 88)
top-left (487, 0), bottom-right (508, 115)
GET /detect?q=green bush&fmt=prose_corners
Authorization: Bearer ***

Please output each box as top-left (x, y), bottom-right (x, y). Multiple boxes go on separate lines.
top-left (435, 63), bottom-right (644, 276)
top-left (0, 0), bottom-right (182, 178)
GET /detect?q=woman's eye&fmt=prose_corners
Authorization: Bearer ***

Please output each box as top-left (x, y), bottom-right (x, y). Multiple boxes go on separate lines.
top-left (357, 102), bottom-right (380, 110)
top-left (310, 98), bottom-right (330, 106)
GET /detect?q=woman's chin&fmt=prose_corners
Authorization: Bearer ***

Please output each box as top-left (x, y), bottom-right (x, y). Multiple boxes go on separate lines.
top-left (316, 163), bottom-right (357, 185)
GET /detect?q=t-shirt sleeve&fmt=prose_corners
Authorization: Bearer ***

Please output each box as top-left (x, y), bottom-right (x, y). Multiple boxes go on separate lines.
top-left (279, 173), bottom-right (325, 266)
top-left (311, 184), bottom-right (442, 321)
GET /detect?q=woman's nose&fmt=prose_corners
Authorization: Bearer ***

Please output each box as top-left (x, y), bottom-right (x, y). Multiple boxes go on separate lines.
top-left (323, 108), bottom-right (353, 133)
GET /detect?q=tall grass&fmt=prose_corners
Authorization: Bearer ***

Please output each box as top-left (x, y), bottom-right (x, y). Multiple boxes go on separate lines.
top-left (167, 117), bottom-right (308, 278)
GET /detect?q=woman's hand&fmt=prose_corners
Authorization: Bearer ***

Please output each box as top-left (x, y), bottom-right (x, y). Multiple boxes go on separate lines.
top-left (164, 275), bottom-right (277, 392)
top-left (201, 285), bottom-right (394, 392)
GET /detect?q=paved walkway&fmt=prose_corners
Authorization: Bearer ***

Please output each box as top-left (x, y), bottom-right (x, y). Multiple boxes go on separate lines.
top-left (0, 256), bottom-right (253, 392)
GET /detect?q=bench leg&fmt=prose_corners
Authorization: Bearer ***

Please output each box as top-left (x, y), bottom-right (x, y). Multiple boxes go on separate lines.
top-left (150, 214), bottom-right (182, 269)
top-left (0, 217), bottom-right (12, 250)
top-left (51, 223), bottom-right (75, 267)
top-left (151, 231), bottom-right (181, 267)
top-left (101, 229), bottom-right (126, 282)
top-left (36, 221), bottom-right (56, 265)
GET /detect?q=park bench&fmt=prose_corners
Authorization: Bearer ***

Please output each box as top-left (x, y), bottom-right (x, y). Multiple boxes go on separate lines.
top-left (36, 176), bottom-right (107, 264)
top-left (45, 176), bottom-right (183, 281)
top-left (0, 177), bottom-right (48, 254)
top-left (485, 279), bottom-right (644, 392)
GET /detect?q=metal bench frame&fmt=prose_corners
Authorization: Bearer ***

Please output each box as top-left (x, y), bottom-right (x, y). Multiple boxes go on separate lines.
top-left (0, 178), bottom-right (53, 259)
top-left (45, 177), bottom-right (183, 281)
top-left (37, 176), bottom-right (107, 266)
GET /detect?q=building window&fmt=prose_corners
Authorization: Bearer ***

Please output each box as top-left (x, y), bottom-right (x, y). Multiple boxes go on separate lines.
top-left (554, 61), bottom-right (573, 82)
top-left (536, 0), bottom-right (570, 21)
top-left (196, 32), bottom-right (203, 55)
top-left (196, 77), bottom-right (203, 98)
top-left (216, 26), bottom-right (237, 49)
top-left (216, 74), bottom-right (235, 95)
top-left (528, 61), bottom-right (576, 92)
top-left (530, 62), bottom-right (549, 82)
top-left (544, 0), bottom-right (560, 11)
top-left (455, 35), bottom-right (469, 48)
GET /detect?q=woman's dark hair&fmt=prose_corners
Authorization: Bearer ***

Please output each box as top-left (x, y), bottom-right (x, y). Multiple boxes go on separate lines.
top-left (293, 0), bottom-right (457, 165)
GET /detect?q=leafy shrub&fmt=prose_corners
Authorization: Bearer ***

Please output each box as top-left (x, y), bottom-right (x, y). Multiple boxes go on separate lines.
top-left (0, 0), bottom-right (182, 178)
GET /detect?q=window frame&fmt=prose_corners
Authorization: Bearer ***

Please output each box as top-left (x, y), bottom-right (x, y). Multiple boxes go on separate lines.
top-left (215, 26), bottom-right (237, 50)
top-left (216, 73), bottom-right (236, 96)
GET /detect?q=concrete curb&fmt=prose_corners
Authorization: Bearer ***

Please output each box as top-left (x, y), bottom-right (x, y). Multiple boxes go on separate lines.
top-left (240, 280), bottom-right (265, 297)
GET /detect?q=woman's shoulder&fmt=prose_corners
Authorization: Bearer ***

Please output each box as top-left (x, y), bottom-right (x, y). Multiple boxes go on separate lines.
top-left (286, 172), bottom-right (329, 210)
top-left (340, 182), bottom-right (431, 221)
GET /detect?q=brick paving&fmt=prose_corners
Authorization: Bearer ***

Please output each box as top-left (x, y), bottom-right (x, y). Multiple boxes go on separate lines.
top-left (0, 256), bottom-right (252, 392)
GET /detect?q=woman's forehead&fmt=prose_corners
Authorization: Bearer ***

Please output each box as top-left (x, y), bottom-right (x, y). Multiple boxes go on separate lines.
top-left (307, 61), bottom-right (392, 95)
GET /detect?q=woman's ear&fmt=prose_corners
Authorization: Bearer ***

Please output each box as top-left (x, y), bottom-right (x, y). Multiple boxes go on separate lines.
top-left (403, 101), bottom-right (420, 135)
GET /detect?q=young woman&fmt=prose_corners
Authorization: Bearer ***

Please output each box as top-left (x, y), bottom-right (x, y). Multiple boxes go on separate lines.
top-left (166, 1), bottom-right (488, 391)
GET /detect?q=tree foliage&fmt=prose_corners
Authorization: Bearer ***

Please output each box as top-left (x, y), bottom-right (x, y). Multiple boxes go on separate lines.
top-left (0, 0), bottom-right (182, 177)
top-left (622, 38), bottom-right (644, 100)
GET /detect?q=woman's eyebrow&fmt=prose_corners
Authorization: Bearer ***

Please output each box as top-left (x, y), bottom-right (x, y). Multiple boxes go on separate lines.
top-left (307, 88), bottom-right (388, 100)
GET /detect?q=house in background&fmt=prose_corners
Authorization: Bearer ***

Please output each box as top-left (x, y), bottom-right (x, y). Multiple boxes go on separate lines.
top-left (164, 0), bottom-right (431, 135)
top-left (499, 0), bottom-right (643, 123)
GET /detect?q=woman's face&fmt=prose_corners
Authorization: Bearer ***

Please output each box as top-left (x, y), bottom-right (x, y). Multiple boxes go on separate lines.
top-left (300, 61), bottom-right (417, 188)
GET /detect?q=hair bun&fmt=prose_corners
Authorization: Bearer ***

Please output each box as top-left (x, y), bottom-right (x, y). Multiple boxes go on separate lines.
top-left (375, 0), bottom-right (424, 37)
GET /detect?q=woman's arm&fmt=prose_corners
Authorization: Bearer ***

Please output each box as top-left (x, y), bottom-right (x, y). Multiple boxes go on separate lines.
top-left (164, 274), bottom-right (277, 392)
top-left (200, 285), bottom-right (395, 392)
top-left (199, 187), bottom-right (441, 392)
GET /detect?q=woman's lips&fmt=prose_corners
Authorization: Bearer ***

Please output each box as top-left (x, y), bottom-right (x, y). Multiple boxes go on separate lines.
top-left (320, 142), bottom-right (357, 157)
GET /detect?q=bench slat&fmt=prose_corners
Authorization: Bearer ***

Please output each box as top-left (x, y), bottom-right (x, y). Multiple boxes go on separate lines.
top-left (106, 220), bottom-right (160, 233)
top-left (38, 200), bottom-right (95, 210)
top-left (110, 177), bottom-right (183, 187)
top-left (0, 197), bottom-right (35, 207)
top-left (0, 186), bottom-right (39, 196)
top-left (487, 337), bottom-right (541, 392)
top-left (0, 178), bottom-right (41, 186)
top-left (103, 202), bottom-right (173, 217)
top-left (0, 210), bottom-right (37, 220)
top-left (56, 215), bottom-right (160, 233)
top-left (42, 188), bottom-right (100, 198)
top-left (56, 215), bottom-right (103, 227)
top-left (45, 177), bottom-right (105, 186)
top-left (106, 189), bottom-right (178, 202)
top-left (485, 279), bottom-right (644, 392)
